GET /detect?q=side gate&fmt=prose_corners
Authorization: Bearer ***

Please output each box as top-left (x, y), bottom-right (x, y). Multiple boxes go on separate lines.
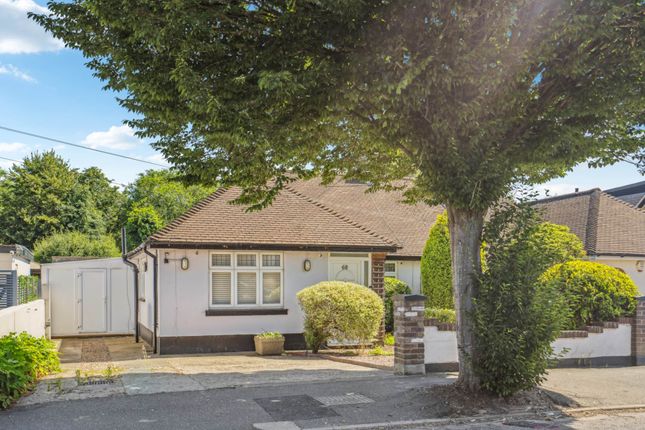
top-left (0, 270), bottom-right (17, 309)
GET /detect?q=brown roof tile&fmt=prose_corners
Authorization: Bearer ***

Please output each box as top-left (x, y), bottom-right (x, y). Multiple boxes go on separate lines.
top-left (148, 185), bottom-right (399, 252)
top-left (535, 189), bottom-right (645, 257)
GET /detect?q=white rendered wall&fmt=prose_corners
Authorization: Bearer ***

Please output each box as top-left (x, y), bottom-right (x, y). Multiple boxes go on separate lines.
top-left (423, 323), bottom-right (632, 365)
top-left (595, 256), bottom-right (645, 296)
top-left (390, 260), bottom-right (422, 294)
top-left (0, 255), bottom-right (31, 275)
top-left (0, 299), bottom-right (45, 337)
top-left (424, 325), bottom-right (458, 364)
top-left (157, 250), bottom-right (330, 337)
top-left (551, 325), bottom-right (632, 359)
top-left (134, 252), bottom-right (155, 333)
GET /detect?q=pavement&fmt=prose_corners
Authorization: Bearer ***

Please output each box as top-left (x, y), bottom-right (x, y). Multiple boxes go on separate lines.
top-left (4, 336), bottom-right (645, 429)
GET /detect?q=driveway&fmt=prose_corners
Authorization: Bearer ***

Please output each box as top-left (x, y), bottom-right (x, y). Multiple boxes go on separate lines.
top-left (21, 336), bottom-right (390, 406)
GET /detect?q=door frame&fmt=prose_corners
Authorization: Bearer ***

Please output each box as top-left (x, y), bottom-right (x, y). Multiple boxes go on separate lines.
top-left (328, 252), bottom-right (371, 287)
top-left (75, 269), bottom-right (108, 333)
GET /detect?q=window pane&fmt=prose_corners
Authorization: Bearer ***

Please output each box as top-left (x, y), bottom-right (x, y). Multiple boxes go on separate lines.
top-left (384, 262), bottom-right (396, 273)
top-left (237, 254), bottom-right (257, 267)
top-left (262, 254), bottom-right (281, 267)
top-left (212, 254), bottom-right (231, 267)
top-left (211, 272), bottom-right (231, 305)
top-left (262, 272), bottom-right (281, 304)
top-left (237, 272), bottom-right (257, 304)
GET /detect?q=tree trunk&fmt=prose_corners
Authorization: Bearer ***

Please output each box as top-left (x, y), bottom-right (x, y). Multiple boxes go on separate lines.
top-left (447, 205), bottom-right (485, 391)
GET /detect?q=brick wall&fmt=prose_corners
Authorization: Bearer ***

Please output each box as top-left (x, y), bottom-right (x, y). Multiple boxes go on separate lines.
top-left (393, 294), bottom-right (426, 375)
top-left (634, 297), bottom-right (645, 365)
top-left (371, 252), bottom-right (386, 341)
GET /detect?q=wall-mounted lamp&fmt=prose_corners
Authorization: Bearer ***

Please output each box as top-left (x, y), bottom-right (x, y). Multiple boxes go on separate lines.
top-left (637, 260), bottom-right (644, 273)
top-left (180, 257), bottom-right (190, 271)
top-left (303, 259), bottom-right (311, 272)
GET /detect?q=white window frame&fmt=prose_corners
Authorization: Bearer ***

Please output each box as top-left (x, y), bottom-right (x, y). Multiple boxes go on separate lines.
top-left (384, 261), bottom-right (397, 279)
top-left (209, 251), bottom-right (284, 308)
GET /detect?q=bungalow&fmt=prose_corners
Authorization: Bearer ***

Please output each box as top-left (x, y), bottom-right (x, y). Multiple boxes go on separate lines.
top-left (126, 178), bottom-right (442, 354)
top-left (535, 188), bottom-right (645, 294)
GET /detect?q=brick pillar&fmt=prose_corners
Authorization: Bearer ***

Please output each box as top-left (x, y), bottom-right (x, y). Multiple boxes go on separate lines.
top-left (371, 252), bottom-right (386, 342)
top-left (393, 294), bottom-right (426, 375)
top-left (634, 297), bottom-right (645, 365)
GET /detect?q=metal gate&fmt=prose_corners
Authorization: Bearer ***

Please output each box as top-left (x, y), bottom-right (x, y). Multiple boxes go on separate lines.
top-left (0, 270), bottom-right (17, 309)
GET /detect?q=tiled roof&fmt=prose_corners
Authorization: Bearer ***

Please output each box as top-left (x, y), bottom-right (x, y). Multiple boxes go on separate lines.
top-left (289, 178), bottom-right (444, 257)
top-left (148, 185), bottom-right (399, 252)
top-left (534, 189), bottom-right (645, 257)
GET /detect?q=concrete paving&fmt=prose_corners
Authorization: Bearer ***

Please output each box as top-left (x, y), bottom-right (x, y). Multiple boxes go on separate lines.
top-left (542, 367), bottom-right (645, 407)
top-left (21, 336), bottom-right (390, 406)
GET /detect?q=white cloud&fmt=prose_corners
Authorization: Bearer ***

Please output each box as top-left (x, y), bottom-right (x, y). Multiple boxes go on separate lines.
top-left (0, 0), bottom-right (64, 54)
top-left (0, 142), bottom-right (27, 153)
top-left (82, 125), bottom-right (143, 150)
top-left (0, 63), bottom-right (35, 82)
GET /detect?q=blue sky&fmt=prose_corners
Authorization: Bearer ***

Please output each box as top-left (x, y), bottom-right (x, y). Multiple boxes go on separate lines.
top-left (0, 0), bottom-right (642, 192)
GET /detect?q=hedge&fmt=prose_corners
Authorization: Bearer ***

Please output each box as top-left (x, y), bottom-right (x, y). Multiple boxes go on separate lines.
top-left (421, 213), bottom-right (453, 309)
top-left (34, 231), bottom-right (120, 263)
top-left (541, 260), bottom-right (638, 329)
top-left (297, 281), bottom-right (384, 353)
top-left (384, 277), bottom-right (411, 332)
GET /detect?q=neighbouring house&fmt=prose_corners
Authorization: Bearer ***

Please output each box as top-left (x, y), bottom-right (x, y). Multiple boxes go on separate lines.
top-left (126, 178), bottom-right (442, 354)
top-left (0, 244), bottom-right (33, 276)
top-left (535, 188), bottom-right (645, 294)
top-left (605, 180), bottom-right (645, 208)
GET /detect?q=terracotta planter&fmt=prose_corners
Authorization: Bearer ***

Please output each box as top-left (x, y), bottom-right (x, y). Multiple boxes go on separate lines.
top-left (254, 336), bottom-right (285, 356)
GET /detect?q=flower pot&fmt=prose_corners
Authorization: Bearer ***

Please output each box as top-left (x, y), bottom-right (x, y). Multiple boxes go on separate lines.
top-left (254, 336), bottom-right (285, 356)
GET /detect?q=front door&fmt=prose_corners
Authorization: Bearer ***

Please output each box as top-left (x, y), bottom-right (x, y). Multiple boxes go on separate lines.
top-left (328, 253), bottom-right (370, 287)
top-left (76, 269), bottom-right (107, 333)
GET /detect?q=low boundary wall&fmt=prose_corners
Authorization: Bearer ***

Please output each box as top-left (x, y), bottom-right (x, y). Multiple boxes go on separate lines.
top-left (0, 299), bottom-right (46, 338)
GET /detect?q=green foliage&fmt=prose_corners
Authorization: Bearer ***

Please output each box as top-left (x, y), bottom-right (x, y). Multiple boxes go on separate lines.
top-left (421, 214), bottom-right (453, 309)
top-left (0, 152), bottom-right (123, 248)
top-left (34, 231), bottom-right (121, 263)
top-left (529, 223), bottom-right (586, 267)
top-left (368, 345), bottom-right (393, 356)
top-left (383, 277), bottom-right (411, 332)
top-left (17, 276), bottom-right (39, 304)
top-left (473, 200), bottom-right (567, 397)
top-left (255, 332), bottom-right (284, 339)
top-left (383, 333), bottom-right (395, 346)
top-left (541, 261), bottom-right (638, 330)
top-left (297, 282), bottom-right (384, 353)
top-left (425, 308), bottom-right (456, 324)
top-left (124, 170), bottom-right (214, 225)
top-left (125, 204), bottom-right (164, 248)
top-left (0, 333), bottom-right (60, 409)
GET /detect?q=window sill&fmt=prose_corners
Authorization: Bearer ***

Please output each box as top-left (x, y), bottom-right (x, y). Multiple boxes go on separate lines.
top-left (205, 308), bottom-right (288, 316)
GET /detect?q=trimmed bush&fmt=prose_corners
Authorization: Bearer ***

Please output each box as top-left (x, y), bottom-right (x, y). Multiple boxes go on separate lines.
top-left (34, 231), bottom-right (120, 263)
top-left (541, 261), bottom-right (638, 329)
top-left (0, 333), bottom-right (60, 409)
top-left (529, 222), bottom-right (586, 267)
top-left (421, 213), bottom-right (453, 309)
top-left (473, 200), bottom-right (566, 397)
top-left (384, 277), bottom-right (411, 332)
top-left (297, 282), bottom-right (384, 353)
top-left (425, 307), bottom-right (456, 324)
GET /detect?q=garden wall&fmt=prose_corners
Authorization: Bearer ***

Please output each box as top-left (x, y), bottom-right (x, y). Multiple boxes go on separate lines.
top-left (423, 319), bottom-right (634, 372)
top-left (0, 299), bottom-right (45, 338)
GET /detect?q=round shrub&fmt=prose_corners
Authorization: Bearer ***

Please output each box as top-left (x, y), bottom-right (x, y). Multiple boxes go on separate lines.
top-left (541, 261), bottom-right (638, 329)
top-left (384, 277), bottom-right (411, 332)
top-left (421, 213), bottom-right (453, 309)
top-left (297, 281), bottom-right (384, 353)
top-left (529, 222), bottom-right (586, 267)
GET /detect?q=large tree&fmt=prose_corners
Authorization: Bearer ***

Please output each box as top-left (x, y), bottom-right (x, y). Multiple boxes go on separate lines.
top-left (35, 1), bottom-right (644, 390)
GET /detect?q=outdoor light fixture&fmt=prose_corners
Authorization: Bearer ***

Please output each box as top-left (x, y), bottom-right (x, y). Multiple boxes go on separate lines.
top-left (637, 260), bottom-right (644, 273)
top-left (180, 257), bottom-right (190, 271)
top-left (303, 259), bottom-right (311, 272)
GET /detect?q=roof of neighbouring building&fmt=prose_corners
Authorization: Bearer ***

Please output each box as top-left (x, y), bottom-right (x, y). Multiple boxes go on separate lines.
top-left (534, 188), bottom-right (645, 257)
top-left (605, 180), bottom-right (645, 208)
top-left (0, 244), bottom-right (34, 262)
top-left (134, 178), bottom-right (444, 258)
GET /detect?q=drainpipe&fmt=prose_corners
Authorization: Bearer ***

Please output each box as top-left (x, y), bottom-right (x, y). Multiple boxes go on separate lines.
top-left (121, 227), bottom-right (140, 343)
top-left (143, 246), bottom-right (159, 354)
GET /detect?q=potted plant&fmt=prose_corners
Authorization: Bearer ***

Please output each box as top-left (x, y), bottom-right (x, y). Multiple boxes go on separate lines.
top-left (254, 331), bottom-right (285, 356)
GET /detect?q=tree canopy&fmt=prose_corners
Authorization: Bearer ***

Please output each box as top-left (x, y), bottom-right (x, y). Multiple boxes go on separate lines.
top-left (33, 231), bottom-right (121, 263)
top-left (34, 0), bottom-right (644, 390)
